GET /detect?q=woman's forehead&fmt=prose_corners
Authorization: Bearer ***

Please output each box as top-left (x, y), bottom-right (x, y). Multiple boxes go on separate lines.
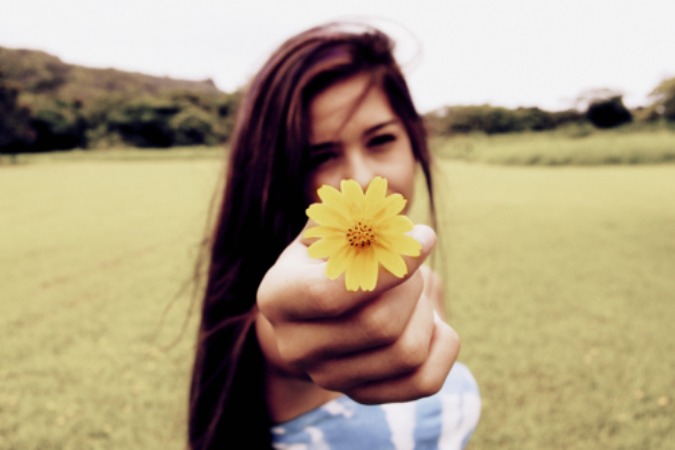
top-left (309, 74), bottom-right (396, 142)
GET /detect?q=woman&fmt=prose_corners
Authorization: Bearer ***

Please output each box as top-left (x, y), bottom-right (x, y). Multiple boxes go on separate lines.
top-left (189, 22), bottom-right (481, 449)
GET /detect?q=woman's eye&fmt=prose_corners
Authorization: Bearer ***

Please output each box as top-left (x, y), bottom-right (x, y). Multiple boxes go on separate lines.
top-left (368, 134), bottom-right (396, 147)
top-left (308, 148), bottom-right (338, 167)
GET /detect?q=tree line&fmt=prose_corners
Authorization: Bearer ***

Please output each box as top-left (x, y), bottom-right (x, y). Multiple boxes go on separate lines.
top-left (425, 83), bottom-right (675, 136)
top-left (2, 46), bottom-right (675, 156)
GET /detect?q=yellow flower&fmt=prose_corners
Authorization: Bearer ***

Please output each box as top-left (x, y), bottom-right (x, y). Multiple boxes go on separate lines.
top-left (304, 176), bottom-right (421, 292)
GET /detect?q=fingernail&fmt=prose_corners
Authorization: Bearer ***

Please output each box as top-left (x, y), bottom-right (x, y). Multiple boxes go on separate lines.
top-left (409, 224), bottom-right (436, 253)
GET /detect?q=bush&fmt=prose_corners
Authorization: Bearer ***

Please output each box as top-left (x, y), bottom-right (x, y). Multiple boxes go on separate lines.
top-left (586, 96), bottom-right (632, 128)
top-left (106, 98), bottom-right (179, 148)
top-left (427, 105), bottom-right (584, 136)
top-left (649, 77), bottom-right (675, 121)
top-left (100, 92), bottom-right (237, 148)
top-left (170, 107), bottom-right (218, 146)
top-left (434, 105), bottom-right (521, 134)
top-left (0, 77), bottom-right (35, 153)
top-left (27, 99), bottom-right (87, 150)
top-left (632, 106), bottom-right (661, 123)
top-left (548, 109), bottom-right (585, 129)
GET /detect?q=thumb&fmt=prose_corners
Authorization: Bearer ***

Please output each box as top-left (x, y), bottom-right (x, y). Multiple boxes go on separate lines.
top-left (298, 217), bottom-right (319, 248)
top-left (408, 224), bottom-right (437, 259)
top-left (370, 223), bottom-right (436, 294)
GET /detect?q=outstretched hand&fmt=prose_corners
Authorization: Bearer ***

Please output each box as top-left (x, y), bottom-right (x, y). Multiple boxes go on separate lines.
top-left (256, 223), bottom-right (460, 404)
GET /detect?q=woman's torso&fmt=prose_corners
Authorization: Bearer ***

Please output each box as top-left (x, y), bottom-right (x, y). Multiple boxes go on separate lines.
top-left (271, 362), bottom-right (481, 450)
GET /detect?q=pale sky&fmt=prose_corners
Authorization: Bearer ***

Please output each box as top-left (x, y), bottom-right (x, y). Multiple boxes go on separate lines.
top-left (2, 0), bottom-right (674, 112)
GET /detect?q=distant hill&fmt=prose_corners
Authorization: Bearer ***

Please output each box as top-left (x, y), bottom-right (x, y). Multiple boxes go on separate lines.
top-left (0, 46), bottom-right (239, 152)
top-left (0, 46), bottom-right (223, 101)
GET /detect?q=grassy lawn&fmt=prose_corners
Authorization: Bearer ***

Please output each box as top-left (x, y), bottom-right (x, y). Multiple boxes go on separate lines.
top-left (432, 126), bottom-right (675, 166)
top-left (0, 158), bottom-right (219, 449)
top-left (1, 149), bottom-right (674, 449)
top-left (434, 161), bottom-right (675, 449)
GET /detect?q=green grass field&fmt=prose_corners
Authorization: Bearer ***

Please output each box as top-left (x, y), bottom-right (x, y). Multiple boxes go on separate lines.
top-left (432, 126), bottom-right (675, 166)
top-left (1, 148), bottom-right (674, 449)
top-left (433, 160), bottom-right (675, 449)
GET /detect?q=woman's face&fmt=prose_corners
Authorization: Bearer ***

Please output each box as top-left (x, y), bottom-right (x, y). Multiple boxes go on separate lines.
top-left (307, 73), bottom-right (417, 207)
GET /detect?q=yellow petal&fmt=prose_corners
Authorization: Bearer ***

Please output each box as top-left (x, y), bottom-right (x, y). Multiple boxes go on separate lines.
top-left (343, 248), bottom-right (379, 292)
top-left (307, 236), bottom-right (345, 259)
top-left (379, 234), bottom-right (421, 257)
top-left (364, 177), bottom-right (387, 216)
top-left (374, 245), bottom-right (408, 278)
top-left (325, 245), bottom-right (351, 279)
top-left (317, 184), bottom-right (349, 211)
top-left (306, 203), bottom-right (350, 228)
top-left (378, 215), bottom-right (415, 234)
top-left (341, 179), bottom-right (364, 203)
top-left (359, 248), bottom-right (379, 291)
top-left (344, 262), bottom-right (361, 291)
top-left (304, 225), bottom-right (342, 239)
top-left (372, 194), bottom-right (407, 222)
top-left (344, 248), bottom-right (363, 291)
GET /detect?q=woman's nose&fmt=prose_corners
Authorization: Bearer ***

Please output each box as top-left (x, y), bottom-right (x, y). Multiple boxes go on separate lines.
top-left (344, 150), bottom-right (375, 190)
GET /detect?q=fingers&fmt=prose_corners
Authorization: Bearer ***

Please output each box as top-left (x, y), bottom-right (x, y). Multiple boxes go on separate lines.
top-left (259, 288), bottom-right (460, 405)
top-left (345, 315), bottom-right (461, 404)
top-left (304, 292), bottom-right (436, 391)
top-left (270, 273), bottom-right (425, 366)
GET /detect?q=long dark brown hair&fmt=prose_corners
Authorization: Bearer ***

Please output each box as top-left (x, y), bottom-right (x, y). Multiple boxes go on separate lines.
top-left (188, 22), bottom-right (436, 449)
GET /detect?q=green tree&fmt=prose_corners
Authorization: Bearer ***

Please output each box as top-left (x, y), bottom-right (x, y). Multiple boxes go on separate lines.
top-left (99, 91), bottom-right (238, 148)
top-left (0, 76), bottom-right (34, 160)
top-left (513, 107), bottom-right (556, 131)
top-left (650, 77), bottom-right (675, 121)
top-left (25, 98), bottom-right (87, 150)
top-left (170, 107), bottom-right (218, 146)
top-left (586, 96), bottom-right (632, 129)
top-left (105, 97), bottom-right (179, 147)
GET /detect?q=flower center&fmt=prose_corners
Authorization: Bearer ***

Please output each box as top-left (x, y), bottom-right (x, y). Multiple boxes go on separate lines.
top-left (346, 221), bottom-right (375, 248)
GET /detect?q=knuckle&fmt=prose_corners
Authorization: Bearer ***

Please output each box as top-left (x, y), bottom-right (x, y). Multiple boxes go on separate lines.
top-left (394, 332), bottom-right (428, 371)
top-left (306, 280), bottom-right (345, 317)
top-left (449, 327), bottom-right (461, 352)
top-left (437, 320), bottom-right (461, 357)
top-left (413, 370), bottom-right (445, 398)
top-left (275, 342), bottom-right (300, 366)
top-left (275, 339), bottom-right (312, 369)
top-left (359, 304), bottom-right (401, 345)
top-left (256, 285), bottom-right (277, 321)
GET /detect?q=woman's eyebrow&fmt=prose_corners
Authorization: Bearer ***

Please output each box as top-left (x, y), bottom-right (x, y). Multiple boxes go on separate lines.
top-left (363, 119), bottom-right (399, 136)
top-left (308, 141), bottom-right (338, 152)
top-left (310, 119), bottom-right (400, 148)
